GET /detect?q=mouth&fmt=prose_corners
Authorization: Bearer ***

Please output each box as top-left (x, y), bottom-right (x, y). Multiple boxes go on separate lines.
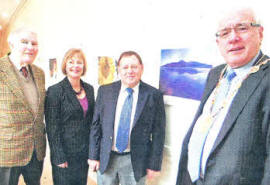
top-left (70, 69), bottom-right (82, 73)
top-left (127, 76), bottom-right (135, 79)
top-left (24, 52), bottom-right (34, 56)
top-left (228, 46), bottom-right (245, 53)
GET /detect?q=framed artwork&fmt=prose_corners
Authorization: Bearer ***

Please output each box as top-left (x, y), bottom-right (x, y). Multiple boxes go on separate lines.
top-left (98, 56), bottom-right (117, 85)
top-left (49, 58), bottom-right (57, 79)
top-left (159, 48), bottom-right (212, 101)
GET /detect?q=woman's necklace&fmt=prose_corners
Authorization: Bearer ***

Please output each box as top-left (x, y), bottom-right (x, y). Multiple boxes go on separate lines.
top-left (74, 86), bottom-right (83, 95)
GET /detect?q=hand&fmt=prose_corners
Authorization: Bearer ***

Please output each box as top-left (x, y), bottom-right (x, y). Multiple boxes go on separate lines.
top-left (57, 162), bottom-right (68, 168)
top-left (146, 169), bottom-right (161, 181)
top-left (88, 159), bottom-right (100, 172)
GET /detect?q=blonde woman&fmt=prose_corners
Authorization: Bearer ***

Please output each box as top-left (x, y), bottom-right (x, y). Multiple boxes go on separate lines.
top-left (45, 48), bottom-right (94, 185)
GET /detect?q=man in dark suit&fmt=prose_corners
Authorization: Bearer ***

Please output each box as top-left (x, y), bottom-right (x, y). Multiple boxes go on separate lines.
top-left (88, 51), bottom-right (166, 185)
top-left (176, 7), bottom-right (270, 185)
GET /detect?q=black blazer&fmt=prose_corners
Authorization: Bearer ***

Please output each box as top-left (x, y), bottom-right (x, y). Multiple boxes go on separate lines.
top-left (45, 77), bottom-right (95, 165)
top-left (176, 53), bottom-right (270, 185)
top-left (89, 80), bottom-right (166, 181)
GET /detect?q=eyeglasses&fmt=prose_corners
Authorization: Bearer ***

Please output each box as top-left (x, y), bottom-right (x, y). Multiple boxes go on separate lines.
top-left (215, 22), bottom-right (261, 38)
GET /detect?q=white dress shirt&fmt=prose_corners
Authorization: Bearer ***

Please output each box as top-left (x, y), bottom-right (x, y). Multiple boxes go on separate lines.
top-left (112, 83), bottom-right (139, 152)
top-left (200, 53), bottom-right (259, 174)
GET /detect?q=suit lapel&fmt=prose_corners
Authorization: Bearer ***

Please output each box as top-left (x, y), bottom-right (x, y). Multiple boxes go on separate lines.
top-left (29, 65), bottom-right (42, 116)
top-left (109, 81), bottom-right (121, 130)
top-left (62, 77), bottom-right (83, 114)
top-left (183, 67), bottom-right (223, 154)
top-left (132, 82), bottom-right (149, 128)
top-left (83, 81), bottom-right (94, 117)
top-left (211, 55), bottom-right (269, 154)
top-left (0, 56), bottom-right (34, 116)
top-left (199, 68), bottom-right (222, 114)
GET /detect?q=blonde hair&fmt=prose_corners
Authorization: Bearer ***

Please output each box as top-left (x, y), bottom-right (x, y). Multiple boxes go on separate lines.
top-left (61, 48), bottom-right (87, 76)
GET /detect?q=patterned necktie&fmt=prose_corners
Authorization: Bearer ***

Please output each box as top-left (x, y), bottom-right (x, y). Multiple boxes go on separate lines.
top-left (116, 88), bottom-right (133, 153)
top-left (187, 70), bottom-right (236, 182)
top-left (20, 66), bottom-right (28, 78)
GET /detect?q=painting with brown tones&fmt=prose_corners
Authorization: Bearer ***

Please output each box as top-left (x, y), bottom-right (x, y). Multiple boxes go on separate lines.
top-left (98, 56), bottom-right (116, 85)
top-left (49, 58), bottom-right (57, 78)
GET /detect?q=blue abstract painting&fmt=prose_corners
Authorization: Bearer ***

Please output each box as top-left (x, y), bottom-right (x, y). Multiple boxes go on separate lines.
top-left (159, 49), bottom-right (212, 101)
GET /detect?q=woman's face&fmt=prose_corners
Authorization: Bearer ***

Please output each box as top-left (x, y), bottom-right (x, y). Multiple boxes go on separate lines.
top-left (66, 54), bottom-right (84, 79)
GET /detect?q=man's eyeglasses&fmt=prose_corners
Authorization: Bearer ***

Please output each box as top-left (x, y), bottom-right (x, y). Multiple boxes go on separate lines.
top-left (215, 22), bottom-right (261, 38)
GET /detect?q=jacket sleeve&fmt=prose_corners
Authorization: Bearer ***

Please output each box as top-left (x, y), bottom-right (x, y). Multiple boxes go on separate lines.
top-left (45, 86), bottom-right (67, 165)
top-left (261, 119), bottom-right (270, 185)
top-left (89, 86), bottom-right (103, 160)
top-left (147, 91), bottom-right (166, 171)
top-left (260, 84), bottom-right (270, 185)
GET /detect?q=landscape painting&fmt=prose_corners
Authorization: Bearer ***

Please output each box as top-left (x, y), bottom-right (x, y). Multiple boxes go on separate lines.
top-left (159, 48), bottom-right (212, 101)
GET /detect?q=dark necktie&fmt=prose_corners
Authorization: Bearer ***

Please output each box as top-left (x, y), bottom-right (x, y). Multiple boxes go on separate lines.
top-left (116, 88), bottom-right (133, 153)
top-left (20, 66), bottom-right (28, 78)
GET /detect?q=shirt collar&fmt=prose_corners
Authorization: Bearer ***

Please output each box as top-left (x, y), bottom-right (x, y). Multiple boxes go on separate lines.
top-left (120, 82), bottom-right (140, 94)
top-left (227, 51), bottom-right (260, 77)
top-left (8, 54), bottom-right (29, 71)
top-left (13, 61), bottom-right (29, 72)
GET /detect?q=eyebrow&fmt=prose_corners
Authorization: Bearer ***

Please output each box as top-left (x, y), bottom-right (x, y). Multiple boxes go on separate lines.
top-left (20, 38), bottom-right (38, 43)
top-left (220, 22), bottom-right (253, 29)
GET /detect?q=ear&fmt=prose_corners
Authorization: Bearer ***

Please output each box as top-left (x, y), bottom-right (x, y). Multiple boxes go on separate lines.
top-left (216, 38), bottom-right (219, 44)
top-left (8, 41), bottom-right (14, 50)
top-left (258, 26), bottom-right (264, 40)
top-left (116, 64), bottom-right (119, 74)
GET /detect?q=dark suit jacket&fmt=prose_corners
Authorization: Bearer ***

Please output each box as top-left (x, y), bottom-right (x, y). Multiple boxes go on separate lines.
top-left (45, 77), bottom-right (95, 165)
top-left (89, 80), bottom-right (166, 181)
top-left (176, 53), bottom-right (270, 185)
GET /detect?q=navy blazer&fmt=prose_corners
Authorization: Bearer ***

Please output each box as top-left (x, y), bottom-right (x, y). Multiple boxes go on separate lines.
top-left (176, 53), bottom-right (270, 185)
top-left (89, 80), bottom-right (166, 181)
top-left (45, 77), bottom-right (95, 165)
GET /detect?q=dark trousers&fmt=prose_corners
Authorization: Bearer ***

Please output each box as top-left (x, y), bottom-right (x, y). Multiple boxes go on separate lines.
top-left (52, 158), bottom-right (89, 185)
top-left (0, 151), bottom-right (43, 185)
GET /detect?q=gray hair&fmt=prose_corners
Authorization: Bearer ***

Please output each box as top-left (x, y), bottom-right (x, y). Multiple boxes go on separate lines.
top-left (7, 27), bottom-right (38, 45)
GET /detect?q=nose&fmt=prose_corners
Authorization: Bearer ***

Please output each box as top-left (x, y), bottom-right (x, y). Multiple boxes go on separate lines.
top-left (127, 67), bottom-right (134, 73)
top-left (228, 29), bottom-right (241, 43)
top-left (26, 42), bottom-right (35, 49)
top-left (75, 61), bottom-right (82, 66)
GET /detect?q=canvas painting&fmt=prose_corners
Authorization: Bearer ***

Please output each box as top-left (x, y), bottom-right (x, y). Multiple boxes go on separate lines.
top-left (98, 56), bottom-right (117, 85)
top-left (159, 48), bottom-right (212, 101)
top-left (49, 58), bottom-right (58, 79)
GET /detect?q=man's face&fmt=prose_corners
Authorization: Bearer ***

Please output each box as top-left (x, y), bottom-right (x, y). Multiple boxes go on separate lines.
top-left (10, 31), bottom-right (39, 66)
top-left (118, 55), bottom-right (143, 88)
top-left (216, 9), bottom-right (263, 68)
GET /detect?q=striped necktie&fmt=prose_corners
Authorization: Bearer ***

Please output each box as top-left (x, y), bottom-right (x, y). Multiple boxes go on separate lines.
top-left (20, 66), bottom-right (28, 78)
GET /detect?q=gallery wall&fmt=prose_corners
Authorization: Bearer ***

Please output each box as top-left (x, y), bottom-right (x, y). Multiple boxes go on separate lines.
top-left (8, 0), bottom-right (270, 184)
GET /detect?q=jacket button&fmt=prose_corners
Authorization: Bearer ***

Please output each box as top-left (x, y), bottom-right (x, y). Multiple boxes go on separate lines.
top-left (110, 136), bottom-right (112, 140)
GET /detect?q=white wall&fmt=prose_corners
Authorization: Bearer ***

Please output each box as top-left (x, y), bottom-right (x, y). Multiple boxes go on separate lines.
top-left (37, 0), bottom-right (270, 86)
top-left (14, 0), bottom-right (270, 184)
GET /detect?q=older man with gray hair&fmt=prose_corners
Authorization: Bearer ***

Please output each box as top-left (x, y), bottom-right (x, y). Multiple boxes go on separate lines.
top-left (0, 28), bottom-right (46, 185)
top-left (176, 7), bottom-right (270, 185)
